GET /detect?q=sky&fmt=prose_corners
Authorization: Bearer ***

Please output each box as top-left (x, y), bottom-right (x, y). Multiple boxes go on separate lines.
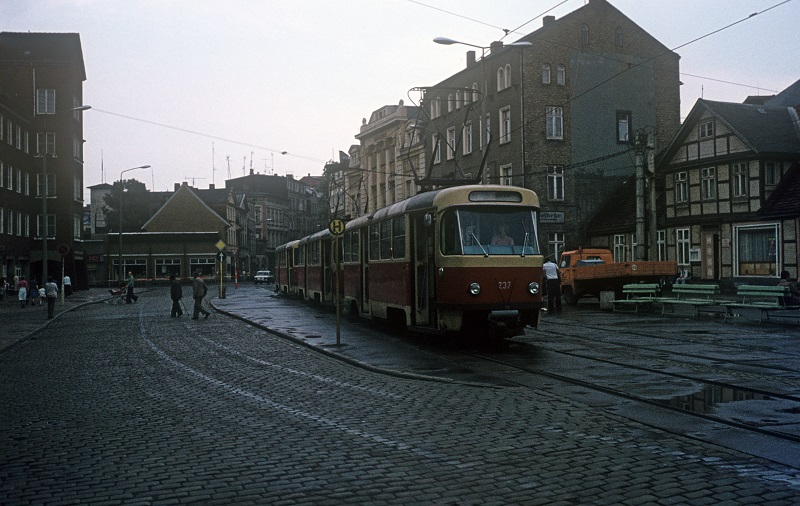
top-left (2, 0), bottom-right (798, 199)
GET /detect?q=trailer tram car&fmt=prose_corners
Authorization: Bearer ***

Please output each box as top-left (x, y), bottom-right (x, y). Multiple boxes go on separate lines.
top-left (276, 184), bottom-right (544, 338)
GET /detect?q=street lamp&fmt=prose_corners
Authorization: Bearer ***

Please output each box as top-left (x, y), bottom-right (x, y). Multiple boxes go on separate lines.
top-left (118, 165), bottom-right (151, 282)
top-left (39, 104), bottom-right (91, 291)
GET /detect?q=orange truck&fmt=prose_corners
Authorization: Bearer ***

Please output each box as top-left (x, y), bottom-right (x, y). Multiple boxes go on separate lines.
top-left (558, 248), bottom-right (677, 305)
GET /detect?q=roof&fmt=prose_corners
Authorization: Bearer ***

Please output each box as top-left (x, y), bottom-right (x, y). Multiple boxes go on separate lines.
top-left (758, 161), bottom-right (800, 219)
top-left (0, 32), bottom-right (86, 81)
top-left (765, 78), bottom-right (800, 108)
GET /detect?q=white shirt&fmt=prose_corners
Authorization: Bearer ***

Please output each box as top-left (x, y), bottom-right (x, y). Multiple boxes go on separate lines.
top-left (543, 261), bottom-right (559, 280)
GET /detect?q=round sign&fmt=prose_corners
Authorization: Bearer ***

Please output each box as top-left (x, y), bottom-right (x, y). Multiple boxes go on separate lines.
top-left (57, 243), bottom-right (70, 256)
top-left (328, 219), bottom-right (345, 236)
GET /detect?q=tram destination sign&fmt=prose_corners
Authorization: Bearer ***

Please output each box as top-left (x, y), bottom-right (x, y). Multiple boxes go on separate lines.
top-left (540, 211), bottom-right (565, 223)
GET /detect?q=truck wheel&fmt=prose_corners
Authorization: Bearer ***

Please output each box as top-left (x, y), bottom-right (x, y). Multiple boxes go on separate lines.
top-left (563, 286), bottom-right (579, 306)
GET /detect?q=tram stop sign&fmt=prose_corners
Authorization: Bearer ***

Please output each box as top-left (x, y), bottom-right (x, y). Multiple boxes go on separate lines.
top-left (328, 219), bottom-right (345, 236)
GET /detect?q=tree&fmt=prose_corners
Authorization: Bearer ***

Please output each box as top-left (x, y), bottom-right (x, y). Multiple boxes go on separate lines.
top-left (103, 179), bottom-right (150, 233)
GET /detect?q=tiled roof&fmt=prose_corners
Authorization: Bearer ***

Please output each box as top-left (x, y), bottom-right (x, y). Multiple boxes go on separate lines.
top-left (702, 99), bottom-right (800, 154)
top-left (758, 161), bottom-right (800, 219)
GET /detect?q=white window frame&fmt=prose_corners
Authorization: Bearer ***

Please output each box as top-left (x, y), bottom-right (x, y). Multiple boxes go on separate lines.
top-left (732, 163), bottom-right (747, 197)
top-left (499, 107), bottom-right (511, 144)
top-left (657, 230), bottom-right (666, 261)
top-left (463, 122), bottom-right (473, 155)
top-left (699, 120), bottom-right (714, 138)
top-left (446, 127), bottom-right (456, 160)
top-left (733, 223), bottom-right (779, 277)
top-left (676, 228), bottom-right (691, 265)
top-left (542, 64), bottom-right (551, 84)
top-left (36, 89), bottom-right (56, 115)
top-left (556, 64), bottom-right (565, 85)
top-left (500, 164), bottom-right (512, 186)
top-left (701, 167), bottom-right (716, 200)
top-left (433, 135), bottom-right (441, 164)
top-left (546, 106), bottom-right (563, 140)
top-left (675, 172), bottom-right (688, 203)
top-left (547, 165), bottom-right (564, 201)
top-left (37, 214), bottom-right (56, 239)
top-left (613, 234), bottom-right (627, 262)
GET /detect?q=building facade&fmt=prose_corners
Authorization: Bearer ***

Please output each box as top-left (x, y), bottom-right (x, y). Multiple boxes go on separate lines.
top-left (0, 32), bottom-right (88, 288)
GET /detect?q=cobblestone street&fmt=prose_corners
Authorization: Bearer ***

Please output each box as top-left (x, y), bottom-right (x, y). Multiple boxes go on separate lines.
top-left (1, 289), bottom-right (799, 504)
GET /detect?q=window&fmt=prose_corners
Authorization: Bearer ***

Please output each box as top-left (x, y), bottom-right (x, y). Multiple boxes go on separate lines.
top-left (25, 173), bottom-right (29, 195)
top-left (455, 90), bottom-right (462, 109)
top-left (392, 216), bottom-right (405, 259)
top-left (74, 175), bottom-right (82, 201)
top-left (616, 111), bottom-right (631, 143)
top-left (15, 126), bottom-right (21, 150)
top-left (547, 165), bottom-right (564, 201)
top-left (615, 27), bottom-right (623, 48)
top-left (546, 106), bottom-right (563, 140)
top-left (499, 107), bottom-right (511, 144)
top-left (16, 168), bottom-right (21, 193)
top-left (765, 161), bottom-right (782, 186)
top-left (6, 165), bottom-right (11, 188)
top-left (36, 132), bottom-right (55, 155)
top-left (699, 120), bottom-right (714, 138)
top-left (0, 208), bottom-right (3, 234)
top-left (675, 172), bottom-right (688, 203)
top-left (542, 64), bottom-right (551, 84)
top-left (732, 163), bottom-right (747, 197)
top-left (0, 114), bottom-right (3, 140)
top-left (448, 94), bottom-right (454, 113)
top-left (73, 214), bottom-right (82, 240)
top-left (613, 234), bottom-right (627, 262)
top-left (37, 173), bottom-right (56, 197)
top-left (548, 232), bottom-right (565, 260)
top-left (676, 228), bottom-right (690, 265)
top-left (155, 258), bottom-right (182, 278)
top-left (496, 66), bottom-right (510, 91)
top-left (36, 89), bottom-right (56, 115)
top-left (379, 220), bottom-right (392, 259)
top-left (504, 64), bottom-right (511, 89)
top-left (481, 113), bottom-right (491, 148)
top-left (735, 224), bottom-right (778, 277)
top-left (37, 214), bottom-right (56, 239)
top-left (500, 164), bottom-right (513, 186)
top-left (472, 83), bottom-right (478, 102)
top-left (657, 230), bottom-right (666, 261)
top-left (701, 167), bottom-right (716, 200)
top-left (463, 122), bottom-right (473, 155)
top-left (0, 161), bottom-right (3, 188)
top-left (7, 120), bottom-right (12, 145)
top-left (581, 24), bottom-right (589, 45)
top-left (432, 135), bottom-right (441, 164)
top-left (446, 127), bottom-right (456, 160)
top-left (430, 97), bottom-right (441, 119)
top-left (556, 64), bottom-right (565, 85)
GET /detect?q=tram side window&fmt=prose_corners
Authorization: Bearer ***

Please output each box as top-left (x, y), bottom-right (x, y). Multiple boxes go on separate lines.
top-left (369, 224), bottom-right (379, 261)
top-left (392, 216), bottom-right (405, 259)
top-left (380, 220), bottom-right (392, 259)
top-left (441, 210), bottom-right (462, 255)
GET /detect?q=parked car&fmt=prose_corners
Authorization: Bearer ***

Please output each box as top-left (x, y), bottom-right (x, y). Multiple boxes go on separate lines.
top-left (254, 270), bottom-right (275, 284)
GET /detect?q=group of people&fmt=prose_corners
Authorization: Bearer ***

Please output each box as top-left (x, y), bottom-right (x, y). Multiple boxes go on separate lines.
top-left (169, 272), bottom-right (211, 320)
top-left (0, 275), bottom-right (61, 319)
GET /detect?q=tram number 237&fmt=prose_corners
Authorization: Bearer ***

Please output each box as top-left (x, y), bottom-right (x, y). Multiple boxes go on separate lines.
top-left (497, 280), bottom-right (513, 290)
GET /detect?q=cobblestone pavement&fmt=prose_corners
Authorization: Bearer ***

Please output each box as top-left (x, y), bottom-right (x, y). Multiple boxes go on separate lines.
top-left (1, 288), bottom-right (800, 504)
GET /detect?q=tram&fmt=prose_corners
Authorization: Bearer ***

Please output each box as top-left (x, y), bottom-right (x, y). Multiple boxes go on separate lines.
top-left (275, 185), bottom-right (544, 338)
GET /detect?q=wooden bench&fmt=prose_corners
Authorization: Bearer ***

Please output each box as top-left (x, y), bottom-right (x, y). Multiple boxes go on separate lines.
top-left (613, 283), bottom-right (660, 313)
top-left (724, 285), bottom-right (800, 323)
top-left (658, 284), bottom-right (724, 316)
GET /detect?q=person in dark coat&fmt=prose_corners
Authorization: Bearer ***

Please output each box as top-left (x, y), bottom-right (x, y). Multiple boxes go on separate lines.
top-left (191, 271), bottom-right (210, 320)
top-left (170, 275), bottom-right (183, 317)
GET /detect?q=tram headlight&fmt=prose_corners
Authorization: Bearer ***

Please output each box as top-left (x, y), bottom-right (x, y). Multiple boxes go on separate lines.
top-left (528, 281), bottom-right (540, 295)
top-left (468, 282), bottom-right (481, 296)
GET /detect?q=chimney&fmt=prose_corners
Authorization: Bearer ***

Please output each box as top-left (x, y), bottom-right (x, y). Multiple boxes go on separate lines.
top-left (489, 41), bottom-right (504, 54)
top-left (174, 183), bottom-right (180, 191)
top-left (209, 184), bottom-right (215, 190)
top-left (250, 168), bottom-right (254, 175)
top-left (543, 15), bottom-right (555, 26)
top-left (466, 50), bottom-right (476, 67)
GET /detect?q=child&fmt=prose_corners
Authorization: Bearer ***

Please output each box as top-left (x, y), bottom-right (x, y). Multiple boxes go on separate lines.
top-left (38, 286), bottom-right (46, 306)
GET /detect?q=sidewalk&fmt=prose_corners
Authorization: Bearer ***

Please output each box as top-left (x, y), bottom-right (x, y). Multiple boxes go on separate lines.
top-left (0, 288), bottom-right (111, 352)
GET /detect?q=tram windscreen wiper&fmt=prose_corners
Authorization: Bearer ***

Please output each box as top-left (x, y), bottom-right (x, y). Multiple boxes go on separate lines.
top-left (521, 232), bottom-right (529, 257)
top-left (471, 232), bottom-right (488, 257)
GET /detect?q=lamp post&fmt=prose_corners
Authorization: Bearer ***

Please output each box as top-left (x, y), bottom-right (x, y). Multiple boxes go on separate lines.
top-left (434, 37), bottom-right (531, 185)
top-left (39, 105), bottom-right (91, 290)
top-left (118, 165), bottom-right (151, 282)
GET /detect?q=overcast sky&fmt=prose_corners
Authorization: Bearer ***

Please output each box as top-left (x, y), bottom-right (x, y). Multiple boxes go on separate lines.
top-left (2, 0), bottom-right (798, 198)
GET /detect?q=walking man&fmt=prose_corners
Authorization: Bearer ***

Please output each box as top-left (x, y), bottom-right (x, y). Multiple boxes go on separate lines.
top-left (543, 256), bottom-right (562, 314)
top-left (125, 271), bottom-right (138, 304)
top-left (170, 274), bottom-right (183, 317)
top-left (45, 276), bottom-right (58, 319)
top-left (192, 271), bottom-right (210, 320)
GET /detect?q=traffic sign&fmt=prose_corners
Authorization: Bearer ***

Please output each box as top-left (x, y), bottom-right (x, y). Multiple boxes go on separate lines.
top-left (328, 219), bottom-right (345, 236)
top-left (218, 252), bottom-right (226, 262)
top-left (215, 240), bottom-right (226, 251)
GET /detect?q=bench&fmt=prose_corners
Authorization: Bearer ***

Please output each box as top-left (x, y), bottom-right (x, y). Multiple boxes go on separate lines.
top-left (724, 285), bottom-right (800, 323)
top-left (658, 284), bottom-right (724, 316)
top-left (613, 283), bottom-right (660, 313)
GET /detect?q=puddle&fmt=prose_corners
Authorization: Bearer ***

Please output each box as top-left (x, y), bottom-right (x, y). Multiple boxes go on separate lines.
top-left (654, 384), bottom-right (773, 414)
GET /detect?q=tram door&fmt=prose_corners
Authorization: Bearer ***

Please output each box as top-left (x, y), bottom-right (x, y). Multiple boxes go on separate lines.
top-left (361, 226), bottom-right (370, 315)
top-left (412, 213), bottom-right (435, 326)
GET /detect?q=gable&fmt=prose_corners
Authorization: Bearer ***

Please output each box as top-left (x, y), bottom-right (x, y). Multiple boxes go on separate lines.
top-left (143, 185), bottom-right (229, 233)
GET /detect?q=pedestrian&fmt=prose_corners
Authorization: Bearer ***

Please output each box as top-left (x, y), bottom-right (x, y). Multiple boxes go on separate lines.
top-left (543, 256), bottom-right (562, 313)
top-left (125, 271), bottom-right (138, 304)
top-left (191, 271), bottom-right (210, 320)
top-left (29, 278), bottom-right (39, 307)
top-left (63, 274), bottom-right (73, 297)
top-left (170, 274), bottom-right (183, 317)
top-left (38, 286), bottom-right (46, 305)
top-left (45, 276), bottom-right (58, 319)
top-left (675, 267), bottom-right (690, 285)
top-left (17, 276), bottom-right (28, 308)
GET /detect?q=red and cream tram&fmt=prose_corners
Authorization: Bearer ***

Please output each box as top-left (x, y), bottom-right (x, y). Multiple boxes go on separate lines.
top-left (275, 185), bottom-right (544, 337)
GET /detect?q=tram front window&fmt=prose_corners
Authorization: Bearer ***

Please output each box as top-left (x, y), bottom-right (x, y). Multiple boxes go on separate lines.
top-left (441, 208), bottom-right (539, 256)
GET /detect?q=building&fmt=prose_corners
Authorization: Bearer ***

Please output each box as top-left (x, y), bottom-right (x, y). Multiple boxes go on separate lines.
top-left (658, 88), bottom-right (800, 285)
top-left (0, 32), bottom-right (88, 288)
top-left (422, 0), bottom-right (681, 258)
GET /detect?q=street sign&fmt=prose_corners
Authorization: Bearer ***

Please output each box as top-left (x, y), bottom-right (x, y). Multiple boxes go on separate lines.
top-left (215, 240), bottom-right (226, 251)
top-left (218, 252), bottom-right (226, 262)
top-left (328, 219), bottom-right (345, 236)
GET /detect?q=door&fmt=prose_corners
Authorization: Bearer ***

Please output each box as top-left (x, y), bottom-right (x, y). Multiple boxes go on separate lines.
top-left (702, 231), bottom-right (720, 280)
top-left (412, 213), bottom-right (435, 326)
